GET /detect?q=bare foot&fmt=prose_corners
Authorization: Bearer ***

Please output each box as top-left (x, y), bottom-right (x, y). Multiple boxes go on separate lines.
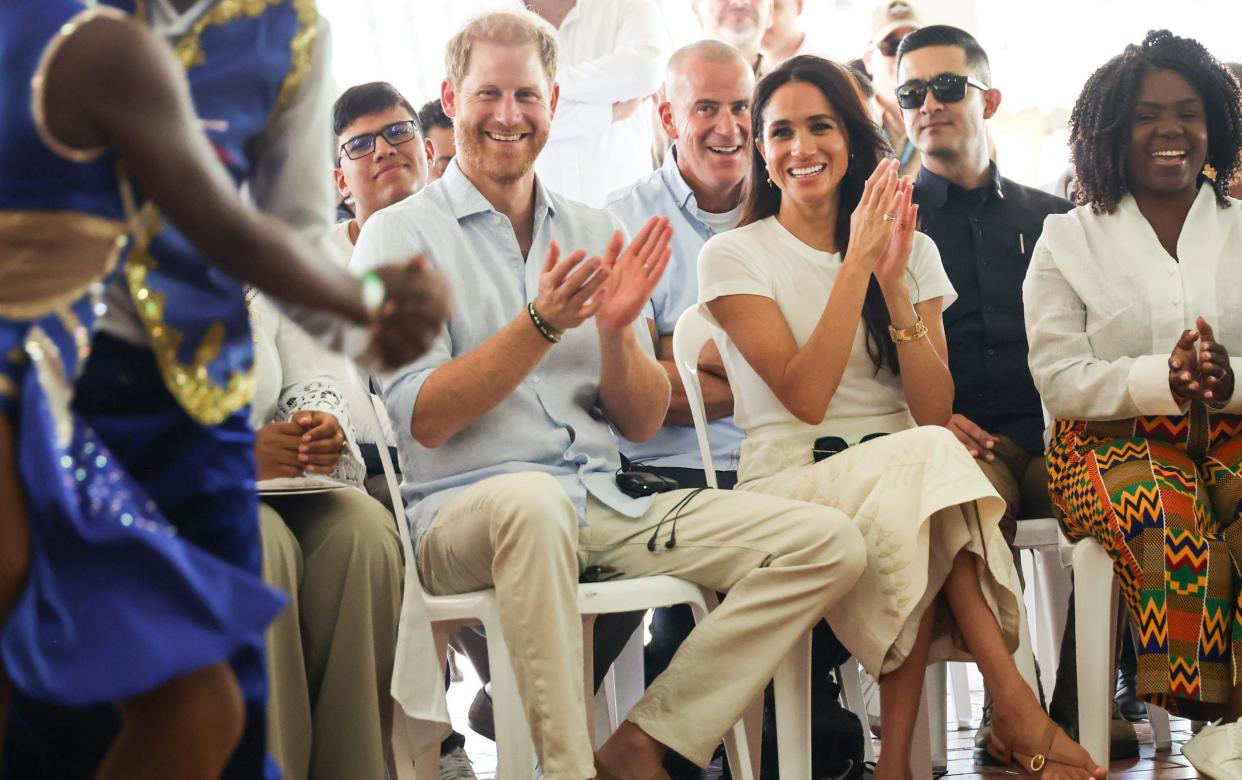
top-left (595, 722), bottom-right (667, 780)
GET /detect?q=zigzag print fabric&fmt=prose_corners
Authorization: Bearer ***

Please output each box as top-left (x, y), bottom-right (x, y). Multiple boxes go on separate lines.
top-left (1048, 413), bottom-right (1242, 708)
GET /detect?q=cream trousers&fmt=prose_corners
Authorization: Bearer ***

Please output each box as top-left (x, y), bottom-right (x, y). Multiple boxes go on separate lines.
top-left (415, 472), bottom-right (866, 780)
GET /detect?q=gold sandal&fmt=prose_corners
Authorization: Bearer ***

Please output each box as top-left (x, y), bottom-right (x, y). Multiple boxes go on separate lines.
top-left (986, 720), bottom-right (1098, 777)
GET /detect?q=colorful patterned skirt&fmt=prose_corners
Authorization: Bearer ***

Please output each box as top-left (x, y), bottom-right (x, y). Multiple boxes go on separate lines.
top-left (1047, 412), bottom-right (1242, 707)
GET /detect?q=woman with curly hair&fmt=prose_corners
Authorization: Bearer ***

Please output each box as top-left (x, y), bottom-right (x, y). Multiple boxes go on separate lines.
top-left (1025, 29), bottom-right (1242, 779)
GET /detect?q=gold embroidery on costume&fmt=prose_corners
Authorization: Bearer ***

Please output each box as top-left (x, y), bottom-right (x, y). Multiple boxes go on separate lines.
top-left (276, 0), bottom-right (319, 111)
top-left (0, 211), bottom-right (126, 319)
top-left (30, 6), bottom-right (132, 163)
top-left (124, 209), bottom-right (256, 426)
top-left (24, 326), bottom-right (72, 448)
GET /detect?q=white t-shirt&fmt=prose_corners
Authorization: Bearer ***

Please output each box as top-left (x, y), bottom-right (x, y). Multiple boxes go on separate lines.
top-left (698, 215), bottom-right (956, 443)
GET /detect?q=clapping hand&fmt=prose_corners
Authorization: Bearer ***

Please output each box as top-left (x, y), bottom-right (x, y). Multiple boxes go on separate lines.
top-left (532, 240), bottom-right (611, 333)
top-left (846, 158), bottom-right (905, 274)
top-left (1168, 317), bottom-right (1235, 406)
top-left (593, 216), bottom-right (673, 333)
top-left (873, 178), bottom-right (918, 293)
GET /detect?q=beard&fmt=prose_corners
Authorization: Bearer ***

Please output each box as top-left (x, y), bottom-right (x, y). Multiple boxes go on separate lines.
top-left (455, 120), bottom-right (548, 185)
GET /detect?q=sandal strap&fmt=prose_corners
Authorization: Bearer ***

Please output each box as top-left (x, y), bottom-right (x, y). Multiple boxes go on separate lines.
top-left (1025, 720), bottom-right (1059, 774)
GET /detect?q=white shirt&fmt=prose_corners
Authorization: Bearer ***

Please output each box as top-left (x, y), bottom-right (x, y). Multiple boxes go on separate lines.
top-left (533, 0), bottom-right (669, 206)
top-left (248, 292), bottom-right (366, 487)
top-left (325, 219), bottom-right (397, 448)
top-left (698, 216), bottom-right (955, 444)
top-left (1024, 187), bottom-right (1242, 420)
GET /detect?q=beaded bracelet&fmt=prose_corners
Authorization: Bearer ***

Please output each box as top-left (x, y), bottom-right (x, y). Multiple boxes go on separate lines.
top-left (527, 301), bottom-right (562, 344)
top-left (888, 316), bottom-right (929, 344)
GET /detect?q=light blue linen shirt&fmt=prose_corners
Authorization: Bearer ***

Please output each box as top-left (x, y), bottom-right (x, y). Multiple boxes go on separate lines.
top-left (605, 146), bottom-right (746, 471)
top-left (350, 160), bottom-right (658, 545)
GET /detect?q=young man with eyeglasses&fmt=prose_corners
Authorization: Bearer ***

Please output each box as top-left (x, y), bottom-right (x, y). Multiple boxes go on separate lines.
top-left (861, 0), bottom-right (924, 178)
top-left (895, 25), bottom-right (1144, 764)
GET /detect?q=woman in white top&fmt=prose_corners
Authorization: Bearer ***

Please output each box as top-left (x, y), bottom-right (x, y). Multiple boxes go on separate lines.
top-left (249, 292), bottom-right (403, 780)
top-left (699, 56), bottom-right (1102, 779)
top-left (1025, 31), bottom-right (1242, 778)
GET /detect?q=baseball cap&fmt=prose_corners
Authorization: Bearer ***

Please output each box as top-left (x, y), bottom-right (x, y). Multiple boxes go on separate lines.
top-left (870, 1), bottom-right (923, 45)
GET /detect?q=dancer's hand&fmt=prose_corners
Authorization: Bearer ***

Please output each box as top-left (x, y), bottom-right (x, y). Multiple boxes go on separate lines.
top-left (361, 257), bottom-right (452, 369)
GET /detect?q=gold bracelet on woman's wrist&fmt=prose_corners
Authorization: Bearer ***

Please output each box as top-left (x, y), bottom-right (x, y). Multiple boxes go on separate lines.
top-left (888, 316), bottom-right (928, 344)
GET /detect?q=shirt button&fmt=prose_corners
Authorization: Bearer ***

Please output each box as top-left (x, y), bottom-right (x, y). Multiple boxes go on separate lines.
top-left (985, 305), bottom-right (995, 313)
top-left (532, 375), bottom-right (541, 384)
top-left (986, 348), bottom-right (996, 356)
top-left (1171, 298), bottom-right (1182, 307)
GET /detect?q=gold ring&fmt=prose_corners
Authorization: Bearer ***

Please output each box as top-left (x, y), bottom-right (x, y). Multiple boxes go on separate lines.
top-left (883, 213), bottom-right (896, 222)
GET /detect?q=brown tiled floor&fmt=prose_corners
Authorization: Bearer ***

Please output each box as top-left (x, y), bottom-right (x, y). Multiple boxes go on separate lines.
top-left (446, 657), bottom-right (1202, 779)
top-left (934, 667), bottom-right (1199, 779)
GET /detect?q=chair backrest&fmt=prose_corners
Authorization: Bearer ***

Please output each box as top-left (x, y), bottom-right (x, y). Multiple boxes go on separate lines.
top-left (343, 361), bottom-right (424, 594)
top-left (671, 303), bottom-right (720, 489)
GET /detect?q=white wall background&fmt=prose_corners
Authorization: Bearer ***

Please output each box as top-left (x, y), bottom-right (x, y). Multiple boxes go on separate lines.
top-left (319, 0), bottom-right (1242, 188)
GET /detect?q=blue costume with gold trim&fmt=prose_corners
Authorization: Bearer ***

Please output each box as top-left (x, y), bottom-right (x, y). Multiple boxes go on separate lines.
top-left (0, 1), bottom-right (291, 777)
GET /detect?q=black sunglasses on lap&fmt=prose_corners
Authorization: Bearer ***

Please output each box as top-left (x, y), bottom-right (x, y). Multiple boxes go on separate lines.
top-left (895, 72), bottom-right (989, 109)
top-left (338, 120), bottom-right (418, 162)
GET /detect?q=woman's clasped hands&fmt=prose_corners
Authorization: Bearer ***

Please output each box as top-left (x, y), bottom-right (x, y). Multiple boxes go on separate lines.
top-left (1168, 315), bottom-right (1235, 407)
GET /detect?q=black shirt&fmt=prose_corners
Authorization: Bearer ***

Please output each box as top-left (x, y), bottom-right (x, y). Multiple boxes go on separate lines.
top-left (912, 165), bottom-right (1073, 454)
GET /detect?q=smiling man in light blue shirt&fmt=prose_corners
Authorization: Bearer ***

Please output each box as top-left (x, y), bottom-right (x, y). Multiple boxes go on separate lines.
top-left (607, 40), bottom-right (754, 490)
top-left (350, 11), bottom-right (864, 780)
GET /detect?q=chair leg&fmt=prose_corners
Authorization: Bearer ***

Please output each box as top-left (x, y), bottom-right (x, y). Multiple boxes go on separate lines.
top-left (948, 663), bottom-right (973, 729)
top-left (1150, 704), bottom-right (1172, 751)
top-left (1074, 540), bottom-right (1118, 770)
top-left (838, 658), bottom-right (874, 764)
top-left (928, 663), bottom-right (947, 772)
top-left (773, 633), bottom-right (813, 780)
top-left (1015, 591), bottom-right (1041, 697)
top-left (612, 626), bottom-right (645, 724)
top-left (483, 615), bottom-right (537, 779)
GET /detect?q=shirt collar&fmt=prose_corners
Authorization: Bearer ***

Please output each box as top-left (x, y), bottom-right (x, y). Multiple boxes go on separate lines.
top-left (659, 145), bottom-right (696, 211)
top-left (440, 158), bottom-right (557, 223)
top-left (915, 162), bottom-right (1005, 209)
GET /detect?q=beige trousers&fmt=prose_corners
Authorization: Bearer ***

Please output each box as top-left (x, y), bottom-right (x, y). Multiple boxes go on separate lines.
top-left (415, 472), bottom-right (866, 780)
top-left (737, 426), bottom-right (1020, 677)
top-left (973, 433), bottom-right (1055, 546)
top-left (259, 487), bottom-right (404, 780)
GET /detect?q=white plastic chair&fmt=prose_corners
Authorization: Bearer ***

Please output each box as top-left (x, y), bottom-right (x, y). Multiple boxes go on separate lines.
top-left (344, 363), bottom-right (761, 780)
top-left (1066, 534), bottom-right (1172, 768)
top-left (672, 303), bottom-right (831, 780)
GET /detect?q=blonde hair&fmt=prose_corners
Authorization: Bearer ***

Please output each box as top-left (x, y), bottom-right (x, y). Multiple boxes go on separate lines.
top-left (445, 9), bottom-right (559, 89)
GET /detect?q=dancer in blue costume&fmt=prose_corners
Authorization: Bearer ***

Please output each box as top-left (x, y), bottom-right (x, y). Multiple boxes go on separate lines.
top-left (0, 2), bottom-right (451, 777)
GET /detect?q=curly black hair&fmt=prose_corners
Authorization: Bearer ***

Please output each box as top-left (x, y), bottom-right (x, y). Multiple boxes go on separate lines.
top-left (1068, 30), bottom-right (1242, 213)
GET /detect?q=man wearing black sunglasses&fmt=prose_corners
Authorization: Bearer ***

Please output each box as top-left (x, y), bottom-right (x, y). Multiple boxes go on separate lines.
top-left (895, 25), bottom-right (1147, 764)
top-left (861, 0), bottom-right (924, 178)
